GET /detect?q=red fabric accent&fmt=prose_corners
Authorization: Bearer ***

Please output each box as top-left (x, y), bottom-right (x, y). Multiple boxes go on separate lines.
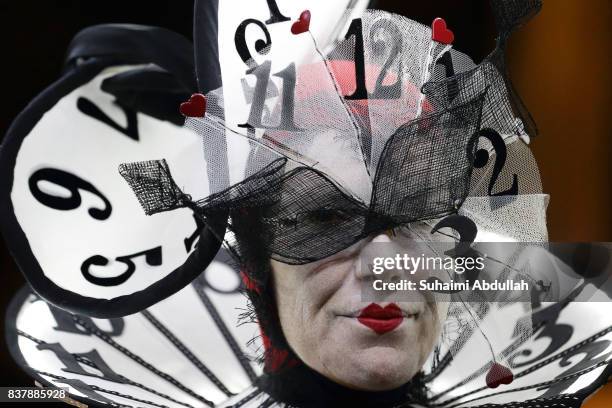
top-left (240, 271), bottom-right (261, 294)
top-left (261, 331), bottom-right (299, 372)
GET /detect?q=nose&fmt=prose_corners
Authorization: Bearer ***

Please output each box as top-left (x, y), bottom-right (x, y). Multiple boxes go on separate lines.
top-left (353, 231), bottom-right (404, 282)
top-left (371, 230), bottom-right (394, 243)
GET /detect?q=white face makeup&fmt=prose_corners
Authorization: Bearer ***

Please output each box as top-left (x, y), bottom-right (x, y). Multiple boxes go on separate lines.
top-left (270, 224), bottom-right (451, 391)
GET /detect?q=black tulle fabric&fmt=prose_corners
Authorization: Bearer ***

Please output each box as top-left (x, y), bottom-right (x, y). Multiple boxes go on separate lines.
top-left (121, 88), bottom-right (486, 265)
top-left (258, 364), bottom-right (429, 408)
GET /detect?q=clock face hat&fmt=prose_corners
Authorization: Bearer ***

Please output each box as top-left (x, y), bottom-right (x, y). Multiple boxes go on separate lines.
top-left (0, 24), bottom-right (215, 317)
top-left (3, 1), bottom-right (612, 407)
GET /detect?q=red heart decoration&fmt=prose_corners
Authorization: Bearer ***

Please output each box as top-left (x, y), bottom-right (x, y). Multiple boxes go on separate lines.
top-left (179, 93), bottom-right (207, 117)
top-left (291, 10), bottom-right (311, 35)
top-left (486, 363), bottom-right (514, 389)
top-left (432, 18), bottom-right (455, 45)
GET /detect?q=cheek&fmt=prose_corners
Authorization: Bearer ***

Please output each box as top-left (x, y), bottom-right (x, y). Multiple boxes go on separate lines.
top-left (271, 264), bottom-right (330, 356)
top-left (276, 289), bottom-right (339, 371)
top-left (436, 301), bottom-right (450, 324)
top-left (415, 304), bottom-right (445, 366)
top-left (273, 273), bottom-right (305, 339)
top-left (272, 262), bottom-right (355, 368)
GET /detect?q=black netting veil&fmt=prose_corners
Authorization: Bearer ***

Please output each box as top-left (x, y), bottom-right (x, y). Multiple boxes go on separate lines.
top-left (120, 92), bottom-right (487, 265)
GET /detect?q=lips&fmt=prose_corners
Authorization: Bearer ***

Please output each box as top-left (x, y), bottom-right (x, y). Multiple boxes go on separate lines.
top-left (357, 303), bottom-right (404, 335)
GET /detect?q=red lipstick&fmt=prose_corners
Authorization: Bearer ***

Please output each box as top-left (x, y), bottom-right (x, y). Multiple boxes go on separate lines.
top-left (357, 303), bottom-right (404, 335)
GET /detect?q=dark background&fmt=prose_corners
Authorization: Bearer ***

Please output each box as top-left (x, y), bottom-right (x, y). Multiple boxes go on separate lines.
top-left (0, 0), bottom-right (610, 406)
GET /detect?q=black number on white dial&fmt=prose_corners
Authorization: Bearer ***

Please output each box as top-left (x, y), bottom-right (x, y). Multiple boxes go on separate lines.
top-left (81, 247), bottom-right (162, 287)
top-left (77, 97), bottom-right (139, 141)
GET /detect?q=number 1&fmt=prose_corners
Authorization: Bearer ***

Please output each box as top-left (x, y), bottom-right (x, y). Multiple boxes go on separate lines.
top-left (264, 0), bottom-right (290, 24)
top-left (239, 61), bottom-right (302, 131)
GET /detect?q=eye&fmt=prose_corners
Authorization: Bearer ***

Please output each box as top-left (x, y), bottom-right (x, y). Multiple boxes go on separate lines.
top-left (390, 225), bottom-right (409, 237)
top-left (278, 216), bottom-right (299, 228)
top-left (304, 208), bottom-right (350, 225)
top-left (261, 216), bottom-right (298, 229)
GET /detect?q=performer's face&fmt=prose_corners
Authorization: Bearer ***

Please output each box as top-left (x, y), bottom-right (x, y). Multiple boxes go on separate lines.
top-left (270, 224), bottom-right (450, 391)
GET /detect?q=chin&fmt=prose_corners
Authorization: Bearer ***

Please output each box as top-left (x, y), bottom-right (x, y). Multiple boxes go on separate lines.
top-left (330, 346), bottom-right (421, 391)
